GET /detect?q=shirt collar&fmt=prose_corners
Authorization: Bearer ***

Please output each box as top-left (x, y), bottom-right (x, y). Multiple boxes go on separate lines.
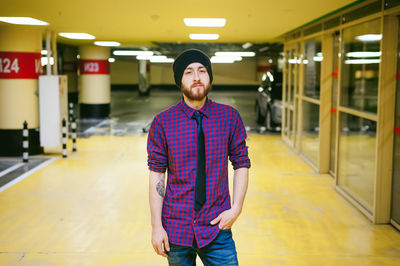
top-left (180, 97), bottom-right (211, 119)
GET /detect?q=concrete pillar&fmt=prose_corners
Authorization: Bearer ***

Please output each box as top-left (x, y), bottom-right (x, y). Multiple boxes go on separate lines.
top-left (79, 45), bottom-right (110, 119)
top-left (0, 24), bottom-right (43, 156)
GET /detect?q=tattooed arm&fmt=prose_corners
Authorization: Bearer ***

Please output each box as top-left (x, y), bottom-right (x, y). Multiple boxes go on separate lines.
top-left (149, 170), bottom-right (170, 257)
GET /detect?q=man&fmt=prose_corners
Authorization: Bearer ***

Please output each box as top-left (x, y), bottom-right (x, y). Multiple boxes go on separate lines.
top-left (147, 49), bottom-right (250, 265)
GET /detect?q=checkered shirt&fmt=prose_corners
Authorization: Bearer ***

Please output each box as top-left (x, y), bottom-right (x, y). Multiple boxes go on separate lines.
top-left (147, 97), bottom-right (251, 248)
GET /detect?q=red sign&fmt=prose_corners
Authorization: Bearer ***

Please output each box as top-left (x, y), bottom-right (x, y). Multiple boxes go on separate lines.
top-left (395, 127), bottom-right (400, 135)
top-left (397, 73), bottom-right (400, 79)
top-left (0, 51), bottom-right (42, 79)
top-left (80, 60), bottom-right (109, 74)
top-left (332, 72), bottom-right (338, 77)
top-left (331, 108), bottom-right (337, 114)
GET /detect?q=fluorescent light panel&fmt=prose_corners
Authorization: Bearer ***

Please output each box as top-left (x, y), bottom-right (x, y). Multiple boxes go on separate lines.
top-left (215, 52), bottom-right (255, 57)
top-left (346, 51), bottom-right (381, 58)
top-left (211, 57), bottom-right (235, 63)
top-left (184, 18), bottom-right (226, 27)
top-left (189, 34), bottom-right (219, 40)
top-left (94, 41), bottom-right (120, 47)
top-left (211, 56), bottom-right (242, 62)
top-left (113, 50), bottom-right (153, 56)
top-left (0, 17), bottom-right (48, 25)
top-left (355, 34), bottom-right (382, 42)
top-left (59, 33), bottom-right (95, 40)
top-left (345, 59), bottom-right (381, 64)
top-left (150, 58), bottom-right (174, 63)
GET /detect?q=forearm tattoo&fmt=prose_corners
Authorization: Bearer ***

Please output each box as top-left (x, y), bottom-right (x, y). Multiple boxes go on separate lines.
top-left (156, 180), bottom-right (165, 197)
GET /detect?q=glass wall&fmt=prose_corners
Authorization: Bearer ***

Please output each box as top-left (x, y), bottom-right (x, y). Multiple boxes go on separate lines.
top-left (338, 113), bottom-right (376, 210)
top-left (337, 18), bottom-right (381, 213)
top-left (303, 37), bottom-right (322, 99)
top-left (330, 32), bottom-right (340, 174)
top-left (341, 19), bottom-right (381, 114)
top-left (391, 21), bottom-right (400, 226)
top-left (300, 36), bottom-right (322, 166)
top-left (301, 101), bottom-right (320, 163)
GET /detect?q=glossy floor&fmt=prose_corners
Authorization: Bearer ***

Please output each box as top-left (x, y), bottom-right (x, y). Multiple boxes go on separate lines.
top-left (0, 134), bottom-right (400, 265)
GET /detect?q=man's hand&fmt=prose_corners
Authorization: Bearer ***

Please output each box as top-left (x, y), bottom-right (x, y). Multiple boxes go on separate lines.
top-left (151, 226), bottom-right (170, 258)
top-left (210, 207), bottom-right (241, 229)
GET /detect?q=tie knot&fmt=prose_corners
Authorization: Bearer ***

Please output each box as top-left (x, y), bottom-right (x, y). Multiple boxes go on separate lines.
top-left (192, 112), bottom-right (203, 124)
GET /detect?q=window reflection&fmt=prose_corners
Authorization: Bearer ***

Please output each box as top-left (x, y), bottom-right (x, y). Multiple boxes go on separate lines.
top-left (303, 37), bottom-right (322, 99)
top-left (338, 113), bottom-right (376, 211)
top-left (341, 19), bottom-right (381, 114)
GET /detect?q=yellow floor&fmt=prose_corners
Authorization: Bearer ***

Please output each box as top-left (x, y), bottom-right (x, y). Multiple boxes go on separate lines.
top-left (1, 134), bottom-right (400, 265)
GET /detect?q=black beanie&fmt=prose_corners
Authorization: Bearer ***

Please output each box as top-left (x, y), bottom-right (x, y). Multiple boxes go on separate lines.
top-left (173, 49), bottom-right (213, 88)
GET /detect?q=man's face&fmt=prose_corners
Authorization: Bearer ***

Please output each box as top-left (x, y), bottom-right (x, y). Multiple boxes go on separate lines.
top-left (181, 62), bottom-right (211, 101)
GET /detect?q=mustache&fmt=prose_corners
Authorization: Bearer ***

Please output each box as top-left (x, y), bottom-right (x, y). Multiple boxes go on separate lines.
top-left (191, 82), bottom-right (204, 88)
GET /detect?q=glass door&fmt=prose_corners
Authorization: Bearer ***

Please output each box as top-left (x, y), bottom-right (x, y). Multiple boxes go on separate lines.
top-left (283, 43), bottom-right (298, 147)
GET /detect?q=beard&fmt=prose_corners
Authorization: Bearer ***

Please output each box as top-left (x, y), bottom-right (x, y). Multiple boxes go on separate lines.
top-left (181, 81), bottom-right (212, 101)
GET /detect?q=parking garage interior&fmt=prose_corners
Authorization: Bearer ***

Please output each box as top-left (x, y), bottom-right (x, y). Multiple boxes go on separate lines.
top-left (1, 0), bottom-right (400, 265)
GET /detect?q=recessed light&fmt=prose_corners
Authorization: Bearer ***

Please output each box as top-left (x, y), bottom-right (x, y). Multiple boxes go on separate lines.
top-left (0, 17), bottom-right (49, 25)
top-left (59, 33), bottom-right (95, 40)
top-left (94, 41), bottom-right (121, 47)
top-left (108, 58), bottom-right (116, 63)
top-left (184, 18), bottom-right (226, 27)
top-left (189, 34), bottom-right (219, 40)
top-left (113, 50), bottom-right (154, 56)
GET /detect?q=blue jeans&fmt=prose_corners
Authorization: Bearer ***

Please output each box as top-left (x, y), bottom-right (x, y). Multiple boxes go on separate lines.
top-left (167, 229), bottom-right (238, 266)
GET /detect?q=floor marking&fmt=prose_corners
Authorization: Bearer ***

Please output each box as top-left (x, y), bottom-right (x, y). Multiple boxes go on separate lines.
top-left (0, 157), bottom-right (59, 193)
top-left (83, 119), bottom-right (107, 133)
top-left (0, 163), bottom-right (24, 178)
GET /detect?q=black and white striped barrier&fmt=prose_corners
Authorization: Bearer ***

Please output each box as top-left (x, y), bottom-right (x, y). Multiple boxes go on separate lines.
top-left (22, 121), bottom-right (29, 163)
top-left (62, 118), bottom-right (67, 158)
top-left (69, 102), bottom-right (75, 122)
top-left (71, 116), bottom-right (77, 152)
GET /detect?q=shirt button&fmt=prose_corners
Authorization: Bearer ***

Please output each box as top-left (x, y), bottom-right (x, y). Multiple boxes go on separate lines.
top-left (193, 220), bottom-right (196, 224)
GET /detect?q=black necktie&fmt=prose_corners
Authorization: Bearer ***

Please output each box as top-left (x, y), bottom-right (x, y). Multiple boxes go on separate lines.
top-left (192, 112), bottom-right (206, 211)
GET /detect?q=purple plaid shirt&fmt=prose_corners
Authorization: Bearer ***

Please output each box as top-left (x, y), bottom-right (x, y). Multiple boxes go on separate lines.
top-left (147, 97), bottom-right (250, 248)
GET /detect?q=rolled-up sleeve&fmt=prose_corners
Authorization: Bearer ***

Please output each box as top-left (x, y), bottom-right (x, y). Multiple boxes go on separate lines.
top-left (228, 110), bottom-right (251, 170)
top-left (147, 115), bottom-right (168, 173)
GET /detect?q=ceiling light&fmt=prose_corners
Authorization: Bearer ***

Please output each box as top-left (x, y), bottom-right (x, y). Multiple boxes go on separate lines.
top-left (41, 50), bottom-right (48, 55)
top-left (94, 41), bottom-right (120, 47)
top-left (59, 33), bottom-right (95, 40)
top-left (108, 58), bottom-right (115, 63)
top-left (346, 51), bottom-right (381, 58)
top-left (137, 55), bottom-right (167, 60)
top-left (184, 18), bottom-right (226, 27)
top-left (215, 52), bottom-right (255, 57)
top-left (113, 50), bottom-right (154, 56)
top-left (345, 59), bottom-right (381, 64)
top-left (242, 42), bottom-right (253, 49)
top-left (313, 56), bottom-right (323, 62)
top-left (211, 56), bottom-right (242, 62)
top-left (189, 34), bottom-right (219, 40)
top-left (0, 17), bottom-right (49, 25)
top-left (210, 57), bottom-right (235, 63)
top-left (150, 58), bottom-right (174, 63)
top-left (355, 34), bottom-right (382, 42)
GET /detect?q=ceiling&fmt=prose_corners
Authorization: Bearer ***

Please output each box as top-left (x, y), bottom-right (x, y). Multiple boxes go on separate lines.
top-left (1, 0), bottom-right (357, 56)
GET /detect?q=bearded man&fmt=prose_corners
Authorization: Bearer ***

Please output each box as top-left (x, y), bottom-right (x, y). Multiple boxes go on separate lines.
top-left (147, 49), bottom-right (251, 265)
